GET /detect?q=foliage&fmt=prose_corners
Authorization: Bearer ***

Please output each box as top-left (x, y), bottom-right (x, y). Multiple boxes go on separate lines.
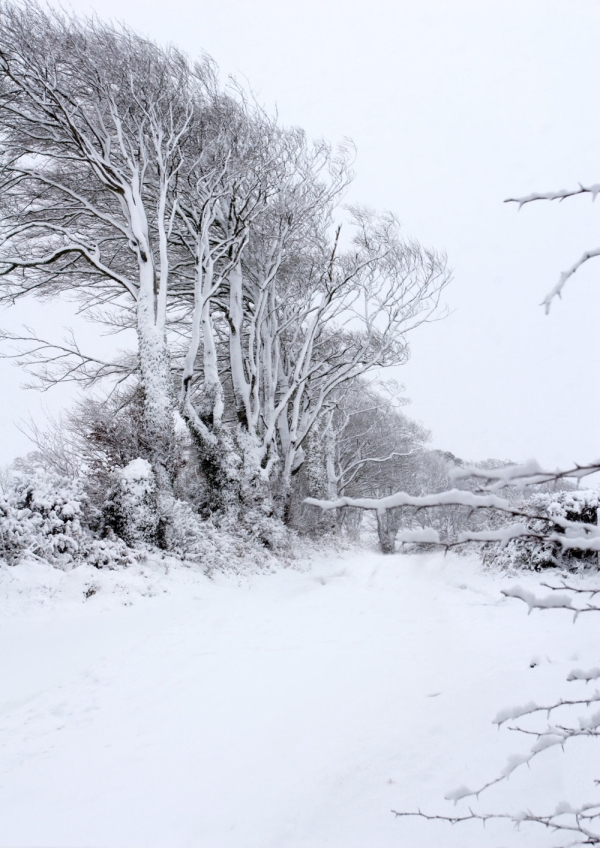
top-left (0, 468), bottom-right (87, 566)
top-left (102, 459), bottom-right (159, 547)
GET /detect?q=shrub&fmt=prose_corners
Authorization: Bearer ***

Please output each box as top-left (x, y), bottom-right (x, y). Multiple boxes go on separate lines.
top-left (0, 470), bottom-right (87, 566)
top-left (483, 489), bottom-right (599, 571)
top-left (84, 535), bottom-right (141, 569)
top-left (102, 458), bottom-right (159, 547)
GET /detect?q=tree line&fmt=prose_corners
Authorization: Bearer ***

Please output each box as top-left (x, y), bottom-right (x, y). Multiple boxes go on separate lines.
top-left (0, 0), bottom-right (450, 546)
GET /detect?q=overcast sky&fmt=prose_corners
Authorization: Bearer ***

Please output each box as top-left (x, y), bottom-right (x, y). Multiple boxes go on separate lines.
top-left (1, 0), bottom-right (598, 468)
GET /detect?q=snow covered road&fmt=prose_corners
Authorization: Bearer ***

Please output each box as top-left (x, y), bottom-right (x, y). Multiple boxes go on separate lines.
top-left (0, 551), bottom-right (597, 847)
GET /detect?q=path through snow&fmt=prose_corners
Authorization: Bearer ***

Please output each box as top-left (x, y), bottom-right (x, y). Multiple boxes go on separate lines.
top-left (0, 550), bottom-right (597, 847)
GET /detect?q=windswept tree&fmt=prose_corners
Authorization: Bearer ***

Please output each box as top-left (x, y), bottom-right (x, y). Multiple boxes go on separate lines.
top-left (167, 113), bottom-right (353, 512)
top-left (0, 1), bottom-right (204, 490)
top-left (0, 0), bottom-right (450, 529)
top-left (159, 117), bottom-right (450, 517)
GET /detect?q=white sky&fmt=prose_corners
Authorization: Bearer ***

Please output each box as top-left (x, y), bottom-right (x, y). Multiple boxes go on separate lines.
top-left (1, 0), bottom-right (598, 468)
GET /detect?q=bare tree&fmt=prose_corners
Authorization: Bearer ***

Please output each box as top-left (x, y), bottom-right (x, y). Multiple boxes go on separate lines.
top-left (268, 207), bottom-right (449, 514)
top-left (166, 122), bottom-right (450, 517)
top-left (168, 115), bottom-right (340, 505)
top-left (0, 2), bottom-right (450, 526)
top-left (0, 2), bottom-right (203, 489)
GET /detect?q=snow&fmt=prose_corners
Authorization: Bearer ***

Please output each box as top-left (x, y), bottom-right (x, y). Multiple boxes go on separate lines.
top-left (567, 667), bottom-right (600, 683)
top-left (396, 527), bottom-right (440, 543)
top-left (493, 702), bottom-right (540, 726)
top-left (120, 458), bottom-right (153, 481)
top-left (503, 584), bottom-right (574, 611)
top-left (0, 550), bottom-right (597, 847)
top-left (306, 486), bottom-right (511, 512)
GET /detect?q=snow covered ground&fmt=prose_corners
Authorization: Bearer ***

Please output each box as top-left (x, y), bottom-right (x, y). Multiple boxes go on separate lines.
top-left (0, 549), bottom-right (597, 847)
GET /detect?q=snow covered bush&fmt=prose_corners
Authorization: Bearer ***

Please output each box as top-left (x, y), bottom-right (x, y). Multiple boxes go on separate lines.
top-left (152, 493), bottom-right (292, 573)
top-left (0, 493), bottom-right (29, 565)
top-left (84, 536), bottom-right (141, 570)
top-left (483, 489), bottom-right (599, 571)
top-left (102, 459), bottom-right (159, 548)
top-left (221, 502), bottom-right (292, 554)
top-left (0, 469), bottom-right (87, 566)
top-left (154, 494), bottom-right (229, 560)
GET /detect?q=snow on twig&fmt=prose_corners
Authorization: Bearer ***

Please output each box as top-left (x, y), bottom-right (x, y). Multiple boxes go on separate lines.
top-left (505, 184), bottom-right (600, 207)
top-left (542, 248), bottom-right (600, 313)
top-left (450, 459), bottom-right (600, 490)
top-left (505, 183), bottom-right (600, 312)
top-left (392, 805), bottom-right (600, 844)
top-left (503, 584), bottom-right (600, 618)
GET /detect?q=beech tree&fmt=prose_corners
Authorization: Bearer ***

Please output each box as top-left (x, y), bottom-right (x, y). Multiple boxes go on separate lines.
top-left (0, 1), bottom-right (201, 490)
top-left (159, 119), bottom-right (450, 518)
top-left (0, 1), bottom-right (450, 527)
top-left (169, 117), bottom-right (354, 512)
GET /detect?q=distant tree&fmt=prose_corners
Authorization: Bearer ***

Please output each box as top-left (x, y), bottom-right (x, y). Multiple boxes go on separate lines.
top-left (290, 379), bottom-right (429, 541)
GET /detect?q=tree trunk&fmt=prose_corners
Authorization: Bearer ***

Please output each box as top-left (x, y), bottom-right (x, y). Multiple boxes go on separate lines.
top-left (376, 510), bottom-right (401, 554)
top-left (137, 293), bottom-right (174, 493)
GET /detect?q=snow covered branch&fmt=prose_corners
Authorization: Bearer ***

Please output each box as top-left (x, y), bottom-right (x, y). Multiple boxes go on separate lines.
top-left (393, 805), bottom-right (600, 845)
top-left (502, 583), bottom-right (600, 618)
top-left (505, 183), bottom-right (600, 207)
top-left (505, 181), bottom-right (599, 312)
top-left (451, 458), bottom-right (600, 490)
top-left (541, 247), bottom-right (600, 313)
top-left (0, 327), bottom-right (136, 390)
top-left (395, 588), bottom-right (600, 844)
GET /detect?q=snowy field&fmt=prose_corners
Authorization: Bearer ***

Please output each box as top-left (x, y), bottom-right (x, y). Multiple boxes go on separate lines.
top-left (0, 550), bottom-right (597, 848)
